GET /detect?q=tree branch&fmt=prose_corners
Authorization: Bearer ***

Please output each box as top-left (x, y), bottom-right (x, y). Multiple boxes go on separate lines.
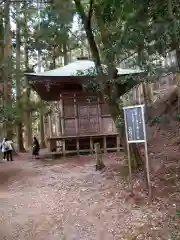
top-left (69, 29), bottom-right (84, 42)
top-left (74, 0), bottom-right (102, 72)
top-left (74, 0), bottom-right (87, 20)
top-left (87, 0), bottom-right (94, 26)
top-left (117, 51), bottom-right (137, 64)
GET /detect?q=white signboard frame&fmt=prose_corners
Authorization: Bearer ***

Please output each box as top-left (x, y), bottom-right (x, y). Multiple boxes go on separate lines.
top-left (123, 104), bottom-right (151, 196)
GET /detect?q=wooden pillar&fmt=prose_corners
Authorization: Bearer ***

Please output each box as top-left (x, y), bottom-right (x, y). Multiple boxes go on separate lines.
top-left (94, 142), bottom-right (105, 171)
top-left (48, 115), bottom-right (53, 137)
top-left (43, 118), bottom-right (47, 137)
top-left (58, 101), bottom-right (62, 136)
top-left (57, 108), bottom-right (61, 135)
top-left (54, 102), bottom-right (60, 136)
top-left (74, 93), bottom-right (79, 154)
top-left (74, 94), bottom-right (79, 135)
top-left (52, 104), bottom-right (55, 135)
top-left (55, 112), bottom-right (59, 136)
top-left (59, 94), bottom-right (65, 155)
top-left (116, 135), bottom-right (120, 151)
top-left (103, 135), bottom-right (107, 153)
top-left (97, 97), bottom-right (102, 133)
top-left (62, 140), bottom-right (66, 156)
top-left (76, 139), bottom-right (79, 154)
top-left (90, 136), bottom-right (93, 154)
top-left (59, 94), bottom-right (64, 135)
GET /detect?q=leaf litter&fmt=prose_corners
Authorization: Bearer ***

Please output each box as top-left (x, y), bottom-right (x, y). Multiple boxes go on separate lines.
top-left (0, 122), bottom-right (180, 239)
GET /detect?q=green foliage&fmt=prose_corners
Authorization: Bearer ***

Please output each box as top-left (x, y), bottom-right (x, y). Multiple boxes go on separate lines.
top-left (76, 65), bottom-right (145, 98)
top-left (75, 67), bottom-right (103, 93)
top-left (151, 115), bottom-right (161, 124)
top-left (0, 105), bottom-right (20, 124)
top-left (1, 0), bottom-right (180, 142)
top-left (74, 0), bottom-right (176, 113)
top-left (31, 0), bottom-right (76, 67)
top-left (76, 65), bottom-right (108, 76)
top-left (76, 67), bottom-right (97, 77)
top-left (92, 0), bottom-right (180, 74)
top-left (115, 115), bottom-right (124, 129)
top-left (175, 113), bottom-right (180, 121)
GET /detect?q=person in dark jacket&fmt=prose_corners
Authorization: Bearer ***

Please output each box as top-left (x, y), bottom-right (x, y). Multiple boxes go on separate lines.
top-left (32, 137), bottom-right (40, 159)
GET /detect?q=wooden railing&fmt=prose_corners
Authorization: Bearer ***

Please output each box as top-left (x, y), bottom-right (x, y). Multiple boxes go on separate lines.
top-left (123, 72), bottom-right (177, 105)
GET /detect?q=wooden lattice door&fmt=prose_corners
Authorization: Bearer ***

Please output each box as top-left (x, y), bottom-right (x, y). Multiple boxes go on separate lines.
top-left (78, 104), bottom-right (89, 134)
top-left (78, 102), bottom-right (99, 135)
top-left (88, 104), bottom-right (99, 133)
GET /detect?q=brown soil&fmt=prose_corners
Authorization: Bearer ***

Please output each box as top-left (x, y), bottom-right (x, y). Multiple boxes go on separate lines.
top-left (1, 115), bottom-right (180, 239)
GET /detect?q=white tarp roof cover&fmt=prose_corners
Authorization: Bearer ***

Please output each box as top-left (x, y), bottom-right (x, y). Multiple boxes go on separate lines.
top-left (26, 60), bottom-right (143, 77)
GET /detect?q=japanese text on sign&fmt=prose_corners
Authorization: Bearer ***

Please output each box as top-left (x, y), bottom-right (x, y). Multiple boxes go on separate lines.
top-left (123, 105), bottom-right (145, 143)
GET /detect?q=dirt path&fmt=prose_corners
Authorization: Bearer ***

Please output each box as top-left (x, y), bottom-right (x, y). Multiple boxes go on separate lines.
top-left (0, 152), bottom-right (178, 240)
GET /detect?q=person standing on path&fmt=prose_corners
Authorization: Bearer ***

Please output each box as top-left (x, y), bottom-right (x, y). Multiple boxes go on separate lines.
top-left (32, 137), bottom-right (40, 159)
top-left (5, 138), bottom-right (14, 161)
top-left (1, 138), bottom-right (8, 160)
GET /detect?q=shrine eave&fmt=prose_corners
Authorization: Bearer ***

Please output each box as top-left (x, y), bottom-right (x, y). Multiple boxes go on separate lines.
top-left (27, 77), bottom-right (86, 101)
top-left (26, 75), bottom-right (91, 83)
top-left (25, 59), bottom-right (144, 101)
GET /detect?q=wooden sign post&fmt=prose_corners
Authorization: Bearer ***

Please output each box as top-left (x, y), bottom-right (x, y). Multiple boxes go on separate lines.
top-left (123, 104), bottom-right (151, 197)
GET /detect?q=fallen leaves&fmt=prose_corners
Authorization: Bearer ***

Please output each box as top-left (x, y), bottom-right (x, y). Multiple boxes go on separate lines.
top-left (1, 117), bottom-right (180, 240)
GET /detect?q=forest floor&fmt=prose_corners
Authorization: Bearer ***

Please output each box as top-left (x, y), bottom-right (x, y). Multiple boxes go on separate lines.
top-left (0, 122), bottom-right (180, 239)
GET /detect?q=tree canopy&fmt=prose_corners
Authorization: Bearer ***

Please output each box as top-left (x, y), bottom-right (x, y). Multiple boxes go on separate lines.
top-left (0, 0), bottom-right (179, 154)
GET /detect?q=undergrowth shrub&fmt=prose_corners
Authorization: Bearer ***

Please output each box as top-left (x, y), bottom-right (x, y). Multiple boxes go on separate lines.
top-left (151, 116), bottom-right (161, 125)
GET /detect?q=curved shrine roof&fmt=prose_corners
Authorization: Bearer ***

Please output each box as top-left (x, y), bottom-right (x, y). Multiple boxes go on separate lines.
top-left (25, 60), bottom-right (143, 78)
top-left (25, 60), bottom-right (143, 101)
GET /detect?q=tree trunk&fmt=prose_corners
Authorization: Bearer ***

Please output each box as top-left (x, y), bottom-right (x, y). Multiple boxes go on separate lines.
top-left (87, 41), bottom-right (91, 59)
top-left (50, 45), bottom-right (56, 69)
top-left (94, 5), bottom-right (114, 64)
top-left (24, 63), bottom-right (32, 147)
top-left (0, 6), bottom-right (4, 138)
top-left (3, 0), bottom-right (13, 139)
top-left (15, 1), bottom-right (25, 151)
top-left (69, 49), bottom-right (72, 62)
top-left (0, 6), bottom-right (3, 74)
top-left (62, 41), bottom-right (68, 65)
top-left (52, 56), bottom-right (56, 69)
top-left (167, 0), bottom-right (180, 68)
top-left (74, 0), bottom-right (144, 170)
top-left (109, 98), bottom-right (143, 169)
top-left (24, 1), bottom-right (32, 148)
top-left (167, 0), bottom-right (180, 113)
top-left (74, 0), bottom-right (102, 73)
top-left (80, 35), bottom-right (84, 56)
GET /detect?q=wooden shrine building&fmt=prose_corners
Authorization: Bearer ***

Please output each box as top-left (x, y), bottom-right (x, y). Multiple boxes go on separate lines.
top-left (26, 59), bottom-right (142, 155)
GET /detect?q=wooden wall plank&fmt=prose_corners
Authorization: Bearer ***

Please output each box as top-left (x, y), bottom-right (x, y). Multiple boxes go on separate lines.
top-left (60, 93), bottom-right (117, 136)
top-left (59, 94), bottom-right (64, 135)
top-left (97, 97), bottom-right (102, 132)
top-left (48, 115), bottom-right (53, 137)
top-left (74, 94), bottom-right (79, 135)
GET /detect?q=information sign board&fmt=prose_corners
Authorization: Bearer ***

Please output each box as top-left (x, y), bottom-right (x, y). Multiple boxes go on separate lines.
top-left (123, 105), bottom-right (145, 143)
